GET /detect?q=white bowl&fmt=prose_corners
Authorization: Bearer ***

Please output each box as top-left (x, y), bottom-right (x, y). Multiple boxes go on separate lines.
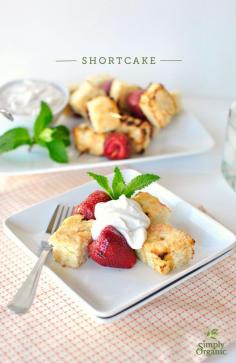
top-left (0, 79), bottom-right (69, 134)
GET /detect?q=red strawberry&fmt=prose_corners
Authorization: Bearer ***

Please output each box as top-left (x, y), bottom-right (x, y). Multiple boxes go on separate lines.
top-left (127, 89), bottom-right (146, 119)
top-left (102, 80), bottom-right (113, 95)
top-left (104, 132), bottom-right (132, 160)
top-left (72, 190), bottom-right (111, 220)
top-left (72, 204), bottom-right (81, 216)
top-left (87, 190), bottom-right (111, 204)
top-left (75, 201), bottom-right (95, 220)
top-left (89, 225), bottom-right (137, 268)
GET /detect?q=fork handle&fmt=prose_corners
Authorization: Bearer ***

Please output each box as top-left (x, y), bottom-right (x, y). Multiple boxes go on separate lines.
top-left (8, 248), bottom-right (51, 314)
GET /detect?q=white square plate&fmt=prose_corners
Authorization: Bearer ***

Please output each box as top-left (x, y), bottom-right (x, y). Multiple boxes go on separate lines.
top-left (93, 249), bottom-right (233, 323)
top-left (0, 111), bottom-right (213, 175)
top-left (4, 169), bottom-right (235, 321)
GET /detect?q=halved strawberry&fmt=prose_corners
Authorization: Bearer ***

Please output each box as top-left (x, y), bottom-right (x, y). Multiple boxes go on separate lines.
top-left (127, 89), bottom-right (146, 119)
top-left (89, 225), bottom-right (137, 268)
top-left (75, 200), bottom-right (95, 220)
top-left (72, 190), bottom-right (111, 220)
top-left (104, 132), bottom-right (132, 160)
top-left (87, 190), bottom-right (111, 204)
top-left (102, 80), bottom-right (113, 95)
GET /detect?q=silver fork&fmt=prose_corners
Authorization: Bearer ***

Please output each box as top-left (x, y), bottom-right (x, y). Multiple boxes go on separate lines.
top-left (8, 204), bottom-right (73, 314)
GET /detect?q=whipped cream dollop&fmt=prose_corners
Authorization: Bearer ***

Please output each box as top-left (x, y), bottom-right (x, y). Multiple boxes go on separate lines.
top-left (91, 194), bottom-right (150, 249)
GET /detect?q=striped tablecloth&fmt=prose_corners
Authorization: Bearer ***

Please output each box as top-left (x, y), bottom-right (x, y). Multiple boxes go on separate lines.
top-left (0, 169), bottom-right (235, 363)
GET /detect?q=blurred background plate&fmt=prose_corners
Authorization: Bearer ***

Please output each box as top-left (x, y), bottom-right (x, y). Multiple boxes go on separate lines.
top-left (0, 111), bottom-right (214, 175)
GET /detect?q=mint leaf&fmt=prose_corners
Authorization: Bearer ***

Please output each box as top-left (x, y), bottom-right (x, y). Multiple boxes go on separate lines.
top-left (0, 103), bottom-right (70, 164)
top-left (112, 167), bottom-right (126, 199)
top-left (0, 127), bottom-right (32, 154)
top-left (34, 101), bottom-right (53, 140)
top-left (52, 125), bottom-right (70, 146)
top-left (87, 169), bottom-right (160, 199)
top-left (39, 125), bottom-right (70, 148)
top-left (124, 174), bottom-right (160, 197)
top-left (39, 128), bottom-right (54, 143)
top-left (87, 172), bottom-right (113, 198)
top-left (46, 139), bottom-right (68, 163)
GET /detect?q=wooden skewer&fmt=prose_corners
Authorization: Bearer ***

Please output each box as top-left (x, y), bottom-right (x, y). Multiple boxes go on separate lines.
top-left (110, 113), bottom-right (122, 119)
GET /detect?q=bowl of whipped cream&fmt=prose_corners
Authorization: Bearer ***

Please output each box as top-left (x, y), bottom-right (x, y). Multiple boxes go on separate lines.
top-left (0, 79), bottom-right (69, 133)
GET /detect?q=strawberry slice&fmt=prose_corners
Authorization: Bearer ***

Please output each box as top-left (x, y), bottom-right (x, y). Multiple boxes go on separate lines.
top-left (104, 132), bottom-right (132, 160)
top-left (102, 80), bottom-right (113, 95)
top-left (127, 89), bottom-right (146, 119)
top-left (89, 225), bottom-right (137, 268)
top-left (72, 190), bottom-right (111, 220)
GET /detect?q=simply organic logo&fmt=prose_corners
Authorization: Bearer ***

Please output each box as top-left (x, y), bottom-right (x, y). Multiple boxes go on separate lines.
top-left (196, 329), bottom-right (227, 356)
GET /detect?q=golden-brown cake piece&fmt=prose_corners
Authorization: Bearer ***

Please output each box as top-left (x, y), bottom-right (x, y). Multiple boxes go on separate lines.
top-left (170, 91), bottom-right (182, 113)
top-left (50, 214), bottom-right (93, 268)
top-left (140, 83), bottom-right (180, 128)
top-left (69, 80), bottom-right (105, 118)
top-left (73, 123), bottom-right (106, 156)
top-left (110, 79), bottom-right (140, 113)
top-left (133, 192), bottom-right (171, 223)
top-left (87, 96), bottom-right (120, 132)
top-left (136, 223), bottom-right (195, 274)
top-left (118, 115), bottom-right (153, 153)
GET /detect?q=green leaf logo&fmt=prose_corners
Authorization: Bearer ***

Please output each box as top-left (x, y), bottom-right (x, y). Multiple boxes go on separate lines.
top-left (207, 329), bottom-right (219, 339)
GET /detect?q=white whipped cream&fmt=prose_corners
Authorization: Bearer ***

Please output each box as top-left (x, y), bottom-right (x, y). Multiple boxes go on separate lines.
top-left (0, 80), bottom-right (66, 116)
top-left (91, 194), bottom-right (150, 249)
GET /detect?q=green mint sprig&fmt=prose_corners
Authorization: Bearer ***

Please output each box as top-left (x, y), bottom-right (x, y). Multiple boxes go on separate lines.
top-left (88, 167), bottom-right (160, 199)
top-left (0, 101), bottom-right (70, 163)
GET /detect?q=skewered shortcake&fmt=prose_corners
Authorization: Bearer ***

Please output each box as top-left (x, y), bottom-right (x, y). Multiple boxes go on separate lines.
top-left (69, 80), bottom-right (105, 118)
top-left (133, 192), bottom-right (171, 223)
top-left (118, 115), bottom-right (153, 154)
top-left (87, 96), bottom-right (120, 132)
top-left (73, 123), bottom-right (106, 156)
top-left (50, 214), bottom-right (93, 268)
top-left (110, 79), bottom-right (140, 113)
top-left (140, 83), bottom-right (180, 128)
top-left (136, 223), bottom-right (195, 274)
top-left (73, 116), bottom-right (153, 156)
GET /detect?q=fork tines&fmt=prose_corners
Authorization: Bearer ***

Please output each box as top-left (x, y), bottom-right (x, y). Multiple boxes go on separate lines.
top-left (47, 205), bottom-right (73, 235)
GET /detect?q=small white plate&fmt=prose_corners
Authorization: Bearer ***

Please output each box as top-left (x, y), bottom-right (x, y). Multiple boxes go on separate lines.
top-left (4, 169), bottom-right (235, 321)
top-left (0, 111), bottom-right (214, 175)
